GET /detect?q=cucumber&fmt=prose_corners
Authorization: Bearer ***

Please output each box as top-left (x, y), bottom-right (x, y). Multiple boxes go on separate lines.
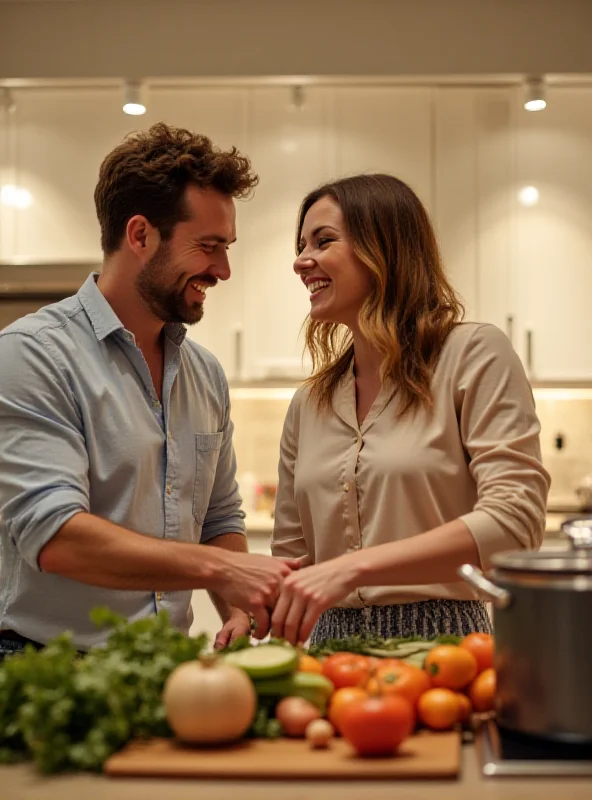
top-left (252, 671), bottom-right (335, 711)
top-left (224, 643), bottom-right (299, 679)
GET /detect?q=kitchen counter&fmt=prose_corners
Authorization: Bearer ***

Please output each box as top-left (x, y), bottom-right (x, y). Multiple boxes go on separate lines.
top-left (245, 511), bottom-right (274, 535)
top-left (248, 510), bottom-right (582, 539)
top-left (2, 744), bottom-right (591, 800)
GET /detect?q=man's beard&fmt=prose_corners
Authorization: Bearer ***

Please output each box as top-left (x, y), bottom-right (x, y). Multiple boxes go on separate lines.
top-left (135, 241), bottom-right (205, 325)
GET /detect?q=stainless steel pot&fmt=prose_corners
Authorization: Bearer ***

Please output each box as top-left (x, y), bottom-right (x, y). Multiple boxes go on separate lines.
top-left (460, 519), bottom-right (592, 744)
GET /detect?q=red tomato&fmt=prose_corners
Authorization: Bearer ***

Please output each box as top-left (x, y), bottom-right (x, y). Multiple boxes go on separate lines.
top-left (321, 653), bottom-right (372, 690)
top-left (339, 694), bottom-right (416, 757)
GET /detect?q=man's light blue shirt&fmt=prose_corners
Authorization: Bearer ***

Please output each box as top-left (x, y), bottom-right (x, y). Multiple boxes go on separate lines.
top-left (0, 273), bottom-right (245, 649)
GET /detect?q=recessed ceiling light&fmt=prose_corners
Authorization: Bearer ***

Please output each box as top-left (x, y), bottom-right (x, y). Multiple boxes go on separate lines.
top-left (524, 78), bottom-right (547, 112)
top-left (0, 185), bottom-right (33, 209)
top-left (518, 186), bottom-right (540, 207)
top-left (123, 81), bottom-right (146, 116)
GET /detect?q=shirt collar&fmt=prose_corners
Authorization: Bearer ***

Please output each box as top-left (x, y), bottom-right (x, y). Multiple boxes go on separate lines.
top-left (78, 272), bottom-right (187, 346)
top-left (332, 358), bottom-right (394, 433)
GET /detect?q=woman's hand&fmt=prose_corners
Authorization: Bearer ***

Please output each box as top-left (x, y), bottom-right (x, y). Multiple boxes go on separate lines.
top-left (271, 554), bottom-right (362, 645)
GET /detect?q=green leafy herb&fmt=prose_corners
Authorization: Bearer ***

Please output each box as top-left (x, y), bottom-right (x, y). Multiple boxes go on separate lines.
top-left (248, 706), bottom-right (283, 739)
top-left (0, 608), bottom-right (207, 773)
top-left (306, 633), bottom-right (461, 659)
top-left (219, 634), bottom-right (251, 653)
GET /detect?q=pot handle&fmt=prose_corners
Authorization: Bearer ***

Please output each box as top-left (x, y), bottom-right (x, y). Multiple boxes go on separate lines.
top-left (458, 564), bottom-right (512, 609)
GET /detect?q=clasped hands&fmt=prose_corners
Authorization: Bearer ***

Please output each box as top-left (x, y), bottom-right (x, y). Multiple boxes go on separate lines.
top-left (215, 553), bottom-right (360, 649)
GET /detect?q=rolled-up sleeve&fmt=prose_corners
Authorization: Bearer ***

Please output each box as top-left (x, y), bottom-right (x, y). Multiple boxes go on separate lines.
top-left (455, 324), bottom-right (551, 566)
top-left (272, 391), bottom-right (311, 563)
top-left (200, 371), bottom-right (245, 542)
top-left (0, 332), bottom-right (90, 570)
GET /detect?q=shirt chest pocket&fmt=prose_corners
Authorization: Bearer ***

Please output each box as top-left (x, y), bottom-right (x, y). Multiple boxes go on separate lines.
top-left (192, 431), bottom-right (224, 525)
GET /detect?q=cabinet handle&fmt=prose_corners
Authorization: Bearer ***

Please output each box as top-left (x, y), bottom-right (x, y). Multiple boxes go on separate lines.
top-left (505, 315), bottom-right (514, 346)
top-left (526, 329), bottom-right (533, 374)
top-left (233, 325), bottom-right (243, 380)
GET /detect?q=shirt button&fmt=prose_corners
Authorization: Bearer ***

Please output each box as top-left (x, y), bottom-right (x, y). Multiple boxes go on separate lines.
top-left (156, 592), bottom-right (163, 601)
top-left (343, 483), bottom-right (350, 492)
top-left (166, 483), bottom-right (172, 496)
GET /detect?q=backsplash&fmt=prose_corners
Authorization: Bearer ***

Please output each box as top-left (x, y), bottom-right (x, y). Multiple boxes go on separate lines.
top-left (532, 388), bottom-right (592, 508)
top-left (229, 386), bottom-right (592, 512)
top-left (230, 388), bottom-right (295, 486)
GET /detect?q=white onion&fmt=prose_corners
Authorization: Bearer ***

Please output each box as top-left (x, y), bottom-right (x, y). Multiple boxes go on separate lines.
top-left (163, 655), bottom-right (257, 744)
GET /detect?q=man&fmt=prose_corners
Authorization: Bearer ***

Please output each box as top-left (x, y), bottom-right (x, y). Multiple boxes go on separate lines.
top-left (0, 122), bottom-right (294, 658)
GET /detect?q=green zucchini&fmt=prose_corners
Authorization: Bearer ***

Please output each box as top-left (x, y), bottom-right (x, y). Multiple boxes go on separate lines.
top-left (252, 671), bottom-right (334, 711)
top-left (224, 643), bottom-right (298, 679)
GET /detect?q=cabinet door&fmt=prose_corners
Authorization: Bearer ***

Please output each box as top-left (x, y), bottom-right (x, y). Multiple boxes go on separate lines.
top-left (8, 88), bottom-right (135, 263)
top-left (240, 86), bottom-right (333, 380)
top-left (239, 86), bottom-right (434, 381)
top-left (150, 88), bottom-right (250, 378)
top-left (334, 86), bottom-right (433, 209)
top-left (0, 104), bottom-right (16, 261)
top-left (434, 88), bottom-right (513, 332)
top-left (7, 86), bottom-right (249, 377)
top-left (514, 87), bottom-right (592, 380)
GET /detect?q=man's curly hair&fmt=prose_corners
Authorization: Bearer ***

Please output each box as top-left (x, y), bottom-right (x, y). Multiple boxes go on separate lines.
top-left (94, 122), bottom-right (259, 255)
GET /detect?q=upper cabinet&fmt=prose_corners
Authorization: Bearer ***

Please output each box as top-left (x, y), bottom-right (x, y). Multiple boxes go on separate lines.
top-left (434, 88), bottom-right (513, 334)
top-left (4, 88), bottom-right (134, 263)
top-left (238, 86), bottom-right (435, 381)
top-left (513, 87), bottom-right (592, 381)
top-left (148, 87), bottom-right (250, 378)
top-left (2, 83), bottom-right (592, 381)
top-left (333, 87), bottom-right (433, 208)
top-left (238, 86), bottom-right (333, 382)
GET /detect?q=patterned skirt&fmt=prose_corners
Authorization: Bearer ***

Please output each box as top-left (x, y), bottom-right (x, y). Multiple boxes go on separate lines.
top-left (309, 599), bottom-right (493, 645)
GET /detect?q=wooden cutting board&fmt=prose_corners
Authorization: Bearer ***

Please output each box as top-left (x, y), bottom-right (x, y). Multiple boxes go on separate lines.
top-left (104, 730), bottom-right (461, 780)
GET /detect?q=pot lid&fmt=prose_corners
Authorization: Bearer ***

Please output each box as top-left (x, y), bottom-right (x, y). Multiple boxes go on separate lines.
top-left (491, 517), bottom-right (592, 574)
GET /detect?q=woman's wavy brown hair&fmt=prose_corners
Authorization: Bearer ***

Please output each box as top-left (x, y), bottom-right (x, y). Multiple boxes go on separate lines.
top-left (94, 122), bottom-right (258, 255)
top-left (297, 174), bottom-right (464, 416)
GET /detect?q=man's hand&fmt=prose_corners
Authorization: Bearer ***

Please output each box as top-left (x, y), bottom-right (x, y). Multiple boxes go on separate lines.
top-left (271, 555), bottom-right (360, 645)
top-left (214, 608), bottom-right (251, 650)
top-left (217, 552), bottom-right (300, 638)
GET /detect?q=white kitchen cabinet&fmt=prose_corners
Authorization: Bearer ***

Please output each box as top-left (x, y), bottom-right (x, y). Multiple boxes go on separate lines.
top-left (238, 86), bottom-right (333, 381)
top-left (434, 88), bottom-right (513, 332)
top-left (150, 87), bottom-right (250, 379)
top-left (5, 83), bottom-right (592, 382)
top-left (333, 86), bottom-right (433, 210)
top-left (513, 87), bottom-right (592, 381)
top-left (0, 104), bottom-right (15, 261)
top-left (7, 88), bottom-right (136, 263)
top-left (435, 85), bottom-right (592, 381)
top-left (5, 86), bottom-right (250, 377)
top-left (238, 86), bottom-right (435, 381)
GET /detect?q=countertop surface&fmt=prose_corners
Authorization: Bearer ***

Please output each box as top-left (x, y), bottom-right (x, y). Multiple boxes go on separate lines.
top-left (245, 510), bottom-right (588, 538)
top-left (2, 743), bottom-right (591, 800)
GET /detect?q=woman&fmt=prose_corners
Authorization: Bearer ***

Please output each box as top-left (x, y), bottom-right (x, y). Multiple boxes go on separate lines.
top-left (270, 174), bottom-right (550, 646)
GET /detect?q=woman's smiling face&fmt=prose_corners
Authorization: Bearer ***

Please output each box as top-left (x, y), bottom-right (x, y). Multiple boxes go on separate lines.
top-left (294, 195), bottom-right (372, 329)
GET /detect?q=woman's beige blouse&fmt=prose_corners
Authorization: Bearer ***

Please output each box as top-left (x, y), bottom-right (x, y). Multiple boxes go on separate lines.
top-left (271, 323), bottom-right (551, 607)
